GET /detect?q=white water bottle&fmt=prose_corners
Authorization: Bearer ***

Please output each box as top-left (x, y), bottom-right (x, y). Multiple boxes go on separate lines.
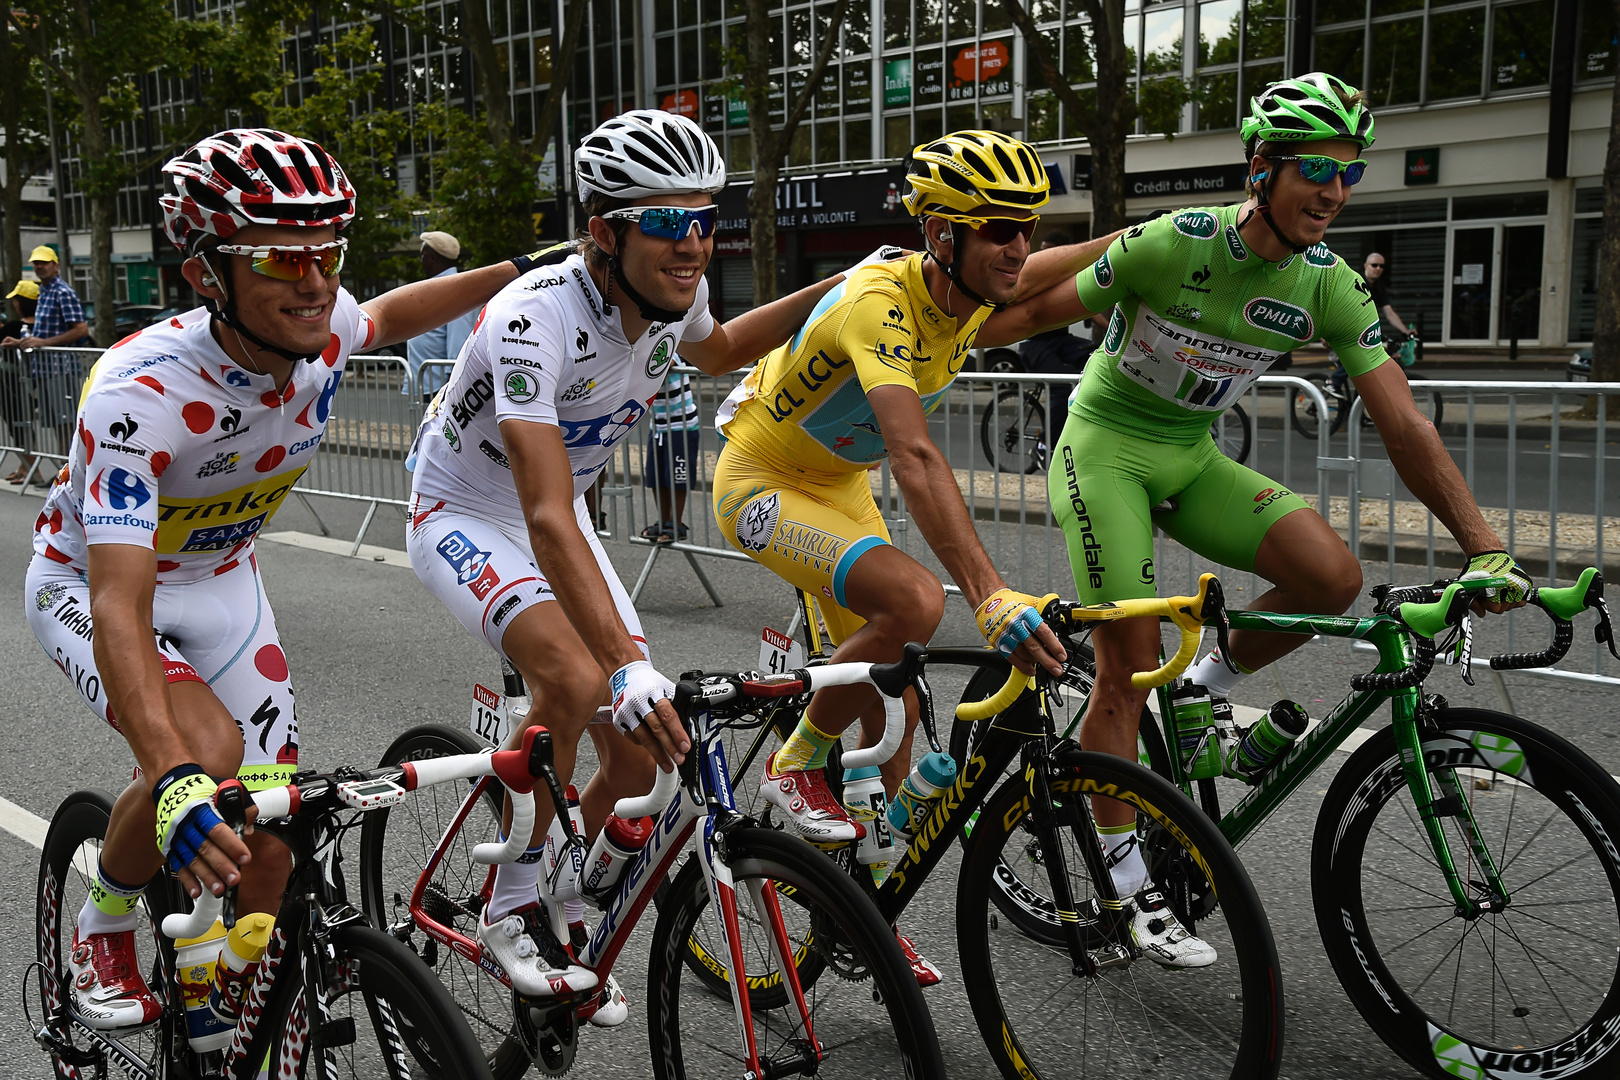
top-left (842, 766), bottom-right (894, 882)
top-left (542, 784), bottom-right (587, 902)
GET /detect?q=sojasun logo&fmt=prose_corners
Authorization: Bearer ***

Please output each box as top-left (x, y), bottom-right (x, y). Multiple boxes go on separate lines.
top-left (1243, 297), bottom-right (1315, 341)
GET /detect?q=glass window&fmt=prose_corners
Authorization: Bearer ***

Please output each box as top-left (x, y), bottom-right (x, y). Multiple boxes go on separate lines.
top-left (1246, 0), bottom-right (1287, 58)
top-left (1314, 27), bottom-right (1365, 86)
top-left (846, 2), bottom-right (871, 54)
top-left (679, 0), bottom-right (697, 25)
top-left (790, 9), bottom-right (811, 64)
top-left (984, 0), bottom-right (1012, 33)
top-left (1452, 191), bottom-right (1548, 218)
top-left (1199, 0), bottom-right (1241, 65)
top-left (1491, 0), bottom-right (1554, 90)
top-left (729, 132), bottom-right (752, 171)
top-left (679, 29), bottom-right (700, 83)
top-left (885, 112), bottom-right (912, 156)
top-left (1570, 215), bottom-right (1601, 340)
top-left (916, 47), bottom-right (946, 99)
top-left (1317, 0), bottom-right (1365, 24)
top-left (1033, 0), bottom-right (1061, 21)
top-left (847, 61), bottom-right (873, 108)
top-left (1245, 59), bottom-right (1283, 98)
top-left (845, 118), bottom-right (871, 158)
top-left (1576, 187), bottom-right (1603, 213)
top-left (916, 105), bottom-right (944, 142)
top-left (948, 0), bottom-right (975, 39)
top-left (656, 36), bottom-right (675, 86)
top-left (885, 0), bottom-right (910, 46)
top-left (817, 67), bottom-right (841, 115)
top-left (790, 124), bottom-right (811, 166)
top-left (1578, 0), bottom-right (1617, 77)
top-left (917, 0), bottom-right (942, 42)
top-left (1140, 78), bottom-right (1184, 131)
top-left (948, 101), bottom-right (976, 128)
top-left (815, 119), bottom-right (840, 162)
top-left (1372, 0), bottom-right (1422, 15)
top-left (1027, 91), bottom-right (1060, 140)
top-left (1065, 22), bottom-right (1097, 81)
top-left (1367, 18), bottom-right (1422, 105)
top-left (1198, 70), bottom-right (1239, 129)
top-left (1427, 7), bottom-right (1484, 99)
top-left (1123, 13), bottom-right (1142, 69)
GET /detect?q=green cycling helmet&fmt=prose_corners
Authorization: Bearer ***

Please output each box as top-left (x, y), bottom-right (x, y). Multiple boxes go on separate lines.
top-left (1241, 72), bottom-right (1375, 154)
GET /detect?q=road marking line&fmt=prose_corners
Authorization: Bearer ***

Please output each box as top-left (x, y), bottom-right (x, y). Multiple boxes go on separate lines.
top-left (260, 530), bottom-right (411, 568)
top-left (0, 793), bottom-right (49, 850)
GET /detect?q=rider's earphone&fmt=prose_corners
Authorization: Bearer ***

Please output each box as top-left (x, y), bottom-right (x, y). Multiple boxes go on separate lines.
top-left (939, 228), bottom-right (954, 242)
top-left (198, 254), bottom-right (220, 290)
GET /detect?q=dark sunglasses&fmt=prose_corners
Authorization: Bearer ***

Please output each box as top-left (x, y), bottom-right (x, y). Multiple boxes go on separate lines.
top-left (602, 205), bottom-right (719, 240)
top-left (1268, 154), bottom-right (1368, 187)
top-left (975, 217), bottom-right (1039, 245)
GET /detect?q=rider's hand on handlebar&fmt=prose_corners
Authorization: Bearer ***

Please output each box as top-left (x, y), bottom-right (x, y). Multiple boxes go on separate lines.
top-left (976, 588), bottom-right (1068, 677)
top-left (153, 766), bottom-right (255, 899)
top-left (611, 660), bottom-right (690, 768)
top-left (1463, 550), bottom-right (1533, 615)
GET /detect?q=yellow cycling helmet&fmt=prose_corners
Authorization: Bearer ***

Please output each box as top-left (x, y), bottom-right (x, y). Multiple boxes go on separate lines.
top-left (902, 130), bottom-right (1051, 225)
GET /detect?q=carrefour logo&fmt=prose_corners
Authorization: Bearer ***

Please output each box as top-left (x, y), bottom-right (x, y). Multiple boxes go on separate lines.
top-left (104, 468), bottom-right (151, 510)
top-left (1243, 297), bottom-right (1315, 341)
top-left (1171, 211), bottom-right (1219, 239)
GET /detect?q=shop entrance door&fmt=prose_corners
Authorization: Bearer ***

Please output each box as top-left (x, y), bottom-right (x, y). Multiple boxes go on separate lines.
top-left (1445, 223), bottom-right (1545, 346)
top-left (1447, 226), bottom-right (1496, 343)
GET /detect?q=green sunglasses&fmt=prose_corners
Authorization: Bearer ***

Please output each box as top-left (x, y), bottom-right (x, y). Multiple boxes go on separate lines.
top-left (1267, 154), bottom-right (1368, 187)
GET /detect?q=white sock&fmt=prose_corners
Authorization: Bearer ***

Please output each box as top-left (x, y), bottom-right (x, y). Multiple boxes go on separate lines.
top-left (565, 898), bottom-right (585, 925)
top-left (486, 850), bottom-right (543, 923)
top-left (76, 892), bottom-right (141, 938)
top-left (1189, 648), bottom-right (1248, 700)
top-left (1100, 823), bottom-right (1149, 897)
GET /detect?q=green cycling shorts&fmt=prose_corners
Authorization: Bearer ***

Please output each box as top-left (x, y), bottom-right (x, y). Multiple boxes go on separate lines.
top-left (1048, 417), bottom-right (1311, 603)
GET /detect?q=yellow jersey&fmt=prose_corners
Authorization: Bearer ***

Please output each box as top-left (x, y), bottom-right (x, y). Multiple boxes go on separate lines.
top-left (716, 253), bottom-right (991, 476)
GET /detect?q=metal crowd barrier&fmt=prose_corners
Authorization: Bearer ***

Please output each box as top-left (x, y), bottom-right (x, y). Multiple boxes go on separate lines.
top-left (0, 344), bottom-right (102, 490)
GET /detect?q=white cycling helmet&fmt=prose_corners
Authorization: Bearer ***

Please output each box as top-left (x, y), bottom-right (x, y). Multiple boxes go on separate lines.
top-left (575, 110), bottom-right (725, 203)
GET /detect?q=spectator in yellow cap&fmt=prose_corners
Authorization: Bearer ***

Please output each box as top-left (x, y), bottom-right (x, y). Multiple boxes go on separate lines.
top-left (404, 231), bottom-right (477, 402)
top-left (2, 279), bottom-right (41, 482)
top-left (1, 246), bottom-right (89, 477)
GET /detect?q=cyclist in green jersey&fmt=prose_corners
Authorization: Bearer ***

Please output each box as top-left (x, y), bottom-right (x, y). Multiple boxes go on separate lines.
top-left (1027, 73), bottom-right (1533, 966)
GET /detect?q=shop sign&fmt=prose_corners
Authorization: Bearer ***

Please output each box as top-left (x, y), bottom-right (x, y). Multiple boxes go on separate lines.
top-left (949, 39), bottom-right (1013, 100)
top-left (916, 51), bottom-right (945, 101)
top-left (1405, 148), bottom-right (1440, 186)
top-left (1072, 157), bottom-right (1247, 198)
top-left (727, 96), bottom-right (748, 127)
top-left (884, 58), bottom-right (913, 107)
top-left (661, 89), bottom-right (699, 119)
top-left (846, 63), bottom-right (873, 109)
top-left (714, 166), bottom-right (909, 233)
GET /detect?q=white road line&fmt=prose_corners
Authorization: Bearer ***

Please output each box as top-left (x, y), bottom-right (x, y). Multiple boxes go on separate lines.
top-left (259, 530), bottom-right (412, 568)
top-left (0, 793), bottom-right (49, 850)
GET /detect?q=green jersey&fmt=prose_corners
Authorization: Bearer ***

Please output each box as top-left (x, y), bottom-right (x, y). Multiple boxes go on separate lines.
top-left (1073, 203), bottom-right (1387, 444)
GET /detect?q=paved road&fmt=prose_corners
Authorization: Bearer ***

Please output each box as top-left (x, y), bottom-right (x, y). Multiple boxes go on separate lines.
top-left (3, 486), bottom-right (1619, 1079)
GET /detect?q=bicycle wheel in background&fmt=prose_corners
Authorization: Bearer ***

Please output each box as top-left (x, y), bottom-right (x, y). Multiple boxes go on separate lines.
top-left (358, 724), bottom-right (528, 1080)
top-left (1288, 374), bottom-right (1341, 439)
top-left (34, 790), bottom-right (170, 1080)
top-left (647, 827), bottom-right (946, 1079)
top-left (1209, 401), bottom-right (1251, 463)
top-left (958, 752), bottom-right (1284, 1080)
top-left (1313, 709), bottom-right (1620, 1080)
top-left (980, 386), bottom-right (1047, 474)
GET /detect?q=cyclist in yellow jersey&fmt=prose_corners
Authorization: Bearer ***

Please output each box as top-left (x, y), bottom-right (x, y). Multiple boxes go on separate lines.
top-left (714, 131), bottom-right (1115, 883)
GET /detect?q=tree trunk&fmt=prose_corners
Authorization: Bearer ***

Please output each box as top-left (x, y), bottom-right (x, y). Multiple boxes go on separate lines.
top-left (1590, 59), bottom-right (1620, 414)
top-left (2, 158), bottom-right (32, 290)
top-left (534, 0), bottom-right (591, 183)
top-left (460, 0), bottom-right (512, 148)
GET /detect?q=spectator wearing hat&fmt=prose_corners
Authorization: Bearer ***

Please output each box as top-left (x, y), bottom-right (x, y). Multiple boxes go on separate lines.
top-left (1, 247), bottom-right (88, 473)
top-left (405, 231), bottom-right (479, 402)
top-left (2, 279), bottom-right (40, 481)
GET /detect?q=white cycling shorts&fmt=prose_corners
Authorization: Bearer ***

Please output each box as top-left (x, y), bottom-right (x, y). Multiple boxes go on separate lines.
top-left (407, 495), bottom-right (648, 663)
top-left (25, 551), bottom-right (300, 789)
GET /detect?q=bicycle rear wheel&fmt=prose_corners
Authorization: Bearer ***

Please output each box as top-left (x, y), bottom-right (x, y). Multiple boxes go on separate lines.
top-left (981, 386), bottom-right (1048, 474)
top-left (648, 827), bottom-right (945, 1079)
top-left (1288, 374), bottom-right (1340, 439)
top-left (358, 724), bottom-right (528, 1080)
top-left (957, 752), bottom-right (1284, 1080)
top-left (1313, 709), bottom-right (1620, 1080)
top-left (1209, 401), bottom-right (1251, 463)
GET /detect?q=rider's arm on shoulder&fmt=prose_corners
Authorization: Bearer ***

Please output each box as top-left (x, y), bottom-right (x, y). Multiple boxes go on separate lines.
top-left (501, 419), bottom-right (645, 670)
top-left (976, 278), bottom-right (1098, 347)
top-left (1011, 229), bottom-right (1124, 300)
top-left (86, 543), bottom-right (193, 779)
top-left (362, 261), bottom-right (520, 350)
top-left (682, 275), bottom-right (841, 375)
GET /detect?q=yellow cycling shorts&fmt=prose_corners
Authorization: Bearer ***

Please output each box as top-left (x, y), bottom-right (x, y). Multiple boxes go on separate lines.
top-left (712, 441), bottom-right (890, 646)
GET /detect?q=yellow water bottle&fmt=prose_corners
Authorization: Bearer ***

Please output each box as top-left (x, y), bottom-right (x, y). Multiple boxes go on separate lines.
top-left (211, 913), bottom-right (276, 1023)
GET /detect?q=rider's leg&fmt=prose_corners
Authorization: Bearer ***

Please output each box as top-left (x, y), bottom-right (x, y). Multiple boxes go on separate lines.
top-left (580, 721), bottom-right (657, 836)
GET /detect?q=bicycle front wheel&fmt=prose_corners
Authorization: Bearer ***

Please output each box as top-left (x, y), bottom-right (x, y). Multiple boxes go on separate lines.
top-left (648, 828), bottom-right (945, 1079)
top-left (1288, 374), bottom-right (1339, 439)
top-left (958, 752), bottom-right (1284, 1080)
top-left (1313, 708), bottom-right (1620, 1080)
top-left (358, 724), bottom-right (527, 1079)
top-left (980, 386), bottom-right (1047, 474)
top-left (1209, 401), bottom-right (1251, 464)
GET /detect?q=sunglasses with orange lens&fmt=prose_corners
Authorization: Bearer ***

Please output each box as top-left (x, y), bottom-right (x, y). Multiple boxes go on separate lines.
top-left (213, 239), bottom-right (348, 281)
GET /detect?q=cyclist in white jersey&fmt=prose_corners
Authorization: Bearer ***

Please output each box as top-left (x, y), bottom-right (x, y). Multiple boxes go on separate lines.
top-left (407, 110), bottom-right (888, 1005)
top-left (25, 129), bottom-right (540, 1029)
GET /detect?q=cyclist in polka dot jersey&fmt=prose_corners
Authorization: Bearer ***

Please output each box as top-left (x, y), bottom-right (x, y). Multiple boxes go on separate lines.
top-left (24, 129), bottom-right (539, 1031)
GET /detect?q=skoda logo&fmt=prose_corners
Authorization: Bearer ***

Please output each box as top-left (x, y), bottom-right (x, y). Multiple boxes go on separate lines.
top-left (646, 333), bottom-right (677, 378)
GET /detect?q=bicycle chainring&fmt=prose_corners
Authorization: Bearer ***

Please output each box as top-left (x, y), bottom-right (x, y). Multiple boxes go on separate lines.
top-left (809, 904), bottom-right (873, 982)
top-left (1142, 823), bottom-right (1218, 924)
top-left (520, 995), bottom-right (579, 1076)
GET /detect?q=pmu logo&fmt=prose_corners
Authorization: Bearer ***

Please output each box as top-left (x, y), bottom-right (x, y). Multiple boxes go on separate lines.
top-left (508, 314), bottom-right (532, 336)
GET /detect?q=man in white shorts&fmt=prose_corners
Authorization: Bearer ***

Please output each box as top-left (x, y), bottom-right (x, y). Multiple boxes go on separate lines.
top-left (407, 109), bottom-right (883, 1009)
top-left (25, 128), bottom-right (541, 1030)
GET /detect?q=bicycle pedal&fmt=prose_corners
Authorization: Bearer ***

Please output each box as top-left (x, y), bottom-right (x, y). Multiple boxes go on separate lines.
top-left (1087, 943), bottom-right (1133, 971)
top-left (311, 1017), bottom-right (357, 1048)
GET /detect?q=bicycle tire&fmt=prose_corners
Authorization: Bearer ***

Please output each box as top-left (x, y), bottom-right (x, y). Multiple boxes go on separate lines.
top-left (1210, 401), bottom-right (1252, 464)
top-left (1288, 374), bottom-right (1341, 439)
top-left (357, 723), bottom-right (528, 1080)
top-left (957, 753), bottom-right (1284, 1080)
top-left (35, 790), bottom-right (172, 1080)
top-left (252, 921), bottom-right (496, 1080)
top-left (1313, 708), bottom-right (1620, 1080)
top-left (980, 386), bottom-right (1047, 474)
top-left (647, 826), bottom-right (946, 1079)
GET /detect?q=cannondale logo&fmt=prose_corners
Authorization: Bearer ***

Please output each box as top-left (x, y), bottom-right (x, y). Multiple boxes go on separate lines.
top-left (108, 413), bottom-right (138, 443)
top-left (508, 314), bottom-right (532, 336)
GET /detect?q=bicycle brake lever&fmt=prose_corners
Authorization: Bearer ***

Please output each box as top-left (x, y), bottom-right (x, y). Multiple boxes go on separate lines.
top-left (213, 780), bottom-right (249, 930)
top-left (1597, 597), bottom-right (1620, 661)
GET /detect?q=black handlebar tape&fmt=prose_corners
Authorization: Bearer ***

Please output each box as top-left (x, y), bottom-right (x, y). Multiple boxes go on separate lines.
top-left (870, 641), bottom-right (928, 699)
top-left (1351, 638), bottom-right (1436, 691)
top-left (1490, 618), bottom-right (1574, 670)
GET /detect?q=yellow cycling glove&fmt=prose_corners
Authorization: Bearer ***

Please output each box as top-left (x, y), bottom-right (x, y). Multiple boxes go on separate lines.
top-left (975, 589), bottom-right (1059, 657)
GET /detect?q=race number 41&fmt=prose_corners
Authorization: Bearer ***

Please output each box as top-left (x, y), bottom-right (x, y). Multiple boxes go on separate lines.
top-left (759, 626), bottom-right (805, 675)
top-left (470, 683), bottom-right (510, 747)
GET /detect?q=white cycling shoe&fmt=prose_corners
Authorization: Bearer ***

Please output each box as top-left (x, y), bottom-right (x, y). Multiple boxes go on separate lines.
top-left (587, 976), bottom-right (629, 1027)
top-left (760, 752), bottom-right (865, 845)
top-left (1129, 888), bottom-right (1217, 969)
top-left (478, 904), bottom-right (598, 998)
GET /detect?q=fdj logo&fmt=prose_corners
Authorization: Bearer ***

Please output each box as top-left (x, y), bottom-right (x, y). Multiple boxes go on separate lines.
top-left (435, 530), bottom-right (491, 586)
top-left (1243, 297), bottom-right (1315, 341)
top-left (645, 333), bottom-right (677, 379)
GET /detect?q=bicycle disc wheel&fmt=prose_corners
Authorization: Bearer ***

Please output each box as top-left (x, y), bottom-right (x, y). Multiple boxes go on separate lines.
top-left (256, 922), bottom-right (495, 1080)
top-left (358, 724), bottom-right (527, 1080)
top-left (34, 790), bottom-right (171, 1080)
top-left (1313, 708), bottom-right (1620, 1080)
top-left (958, 752), bottom-right (1284, 1080)
top-left (648, 827), bottom-right (945, 1079)
top-left (981, 386), bottom-right (1047, 474)
top-left (1209, 401), bottom-right (1251, 464)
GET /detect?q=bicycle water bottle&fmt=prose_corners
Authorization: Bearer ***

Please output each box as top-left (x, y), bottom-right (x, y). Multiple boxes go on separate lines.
top-left (210, 912), bottom-right (275, 1023)
top-left (842, 766), bottom-right (894, 883)
top-left (174, 919), bottom-right (234, 1051)
top-left (580, 813), bottom-right (653, 900)
top-left (1226, 700), bottom-right (1310, 781)
top-left (887, 752), bottom-right (957, 843)
top-left (1169, 681), bottom-right (1223, 780)
top-left (542, 784), bottom-right (587, 902)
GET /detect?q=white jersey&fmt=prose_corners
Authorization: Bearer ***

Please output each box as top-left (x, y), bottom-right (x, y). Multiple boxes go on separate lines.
top-left (410, 253), bottom-right (716, 523)
top-left (32, 296), bottom-right (374, 584)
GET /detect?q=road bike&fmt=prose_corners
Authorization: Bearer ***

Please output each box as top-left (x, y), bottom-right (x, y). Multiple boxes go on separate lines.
top-left (358, 658), bottom-right (946, 1079)
top-left (953, 566), bottom-right (1620, 1080)
top-left (27, 727), bottom-right (570, 1080)
top-left (980, 382), bottom-right (1251, 473)
top-left (1288, 336), bottom-right (1443, 439)
top-left (690, 576), bottom-right (1286, 1080)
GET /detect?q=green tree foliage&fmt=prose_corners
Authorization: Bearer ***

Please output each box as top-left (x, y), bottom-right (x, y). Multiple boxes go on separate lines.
top-left (0, 22), bottom-right (56, 289)
top-left (416, 101), bottom-right (540, 270)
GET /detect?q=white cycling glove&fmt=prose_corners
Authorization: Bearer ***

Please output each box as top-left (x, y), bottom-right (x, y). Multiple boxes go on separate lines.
top-left (610, 660), bottom-right (676, 736)
top-left (841, 244), bottom-right (907, 281)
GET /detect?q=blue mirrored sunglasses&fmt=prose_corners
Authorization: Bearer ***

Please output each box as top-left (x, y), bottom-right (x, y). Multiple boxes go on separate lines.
top-left (1268, 154), bottom-right (1368, 187)
top-left (602, 205), bottom-right (719, 240)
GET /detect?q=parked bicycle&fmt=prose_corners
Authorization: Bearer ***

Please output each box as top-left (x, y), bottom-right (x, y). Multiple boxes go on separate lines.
top-left (359, 658), bottom-right (946, 1079)
top-left (1288, 332), bottom-right (1443, 439)
top-left (953, 566), bottom-right (1620, 1080)
top-left (981, 382), bottom-right (1251, 472)
top-left (29, 728), bottom-right (573, 1080)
